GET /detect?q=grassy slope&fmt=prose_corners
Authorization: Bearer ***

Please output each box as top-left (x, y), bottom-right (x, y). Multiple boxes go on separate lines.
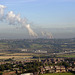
top-left (40, 73), bottom-right (75, 75)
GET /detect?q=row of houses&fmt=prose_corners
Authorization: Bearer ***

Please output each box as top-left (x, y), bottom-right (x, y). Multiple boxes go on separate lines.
top-left (0, 59), bottom-right (34, 65)
top-left (40, 66), bottom-right (66, 74)
top-left (41, 58), bottom-right (75, 66)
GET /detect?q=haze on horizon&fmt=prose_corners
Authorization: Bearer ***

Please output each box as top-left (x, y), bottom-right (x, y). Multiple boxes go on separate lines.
top-left (0, 0), bottom-right (75, 39)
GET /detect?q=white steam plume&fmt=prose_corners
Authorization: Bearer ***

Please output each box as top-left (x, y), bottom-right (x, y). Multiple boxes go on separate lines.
top-left (0, 4), bottom-right (38, 37)
top-left (6, 11), bottom-right (21, 25)
top-left (26, 24), bottom-right (38, 37)
top-left (41, 31), bottom-right (53, 39)
top-left (0, 5), bottom-right (6, 20)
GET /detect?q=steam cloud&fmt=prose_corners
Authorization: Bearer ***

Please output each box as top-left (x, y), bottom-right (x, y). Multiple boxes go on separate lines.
top-left (26, 24), bottom-right (38, 37)
top-left (0, 5), bottom-right (6, 20)
top-left (0, 4), bottom-right (38, 37)
top-left (41, 31), bottom-right (53, 39)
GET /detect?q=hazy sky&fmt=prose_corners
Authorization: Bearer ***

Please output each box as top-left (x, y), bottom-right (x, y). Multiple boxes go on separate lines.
top-left (0, 0), bottom-right (75, 39)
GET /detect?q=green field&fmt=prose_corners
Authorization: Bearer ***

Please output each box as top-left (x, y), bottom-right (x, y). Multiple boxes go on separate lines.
top-left (57, 54), bottom-right (75, 58)
top-left (40, 73), bottom-right (75, 75)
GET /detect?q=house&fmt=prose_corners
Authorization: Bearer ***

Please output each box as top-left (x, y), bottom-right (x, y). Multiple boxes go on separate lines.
top-left (55, 66), bottom-right (66, 73)
top-left (44, 66), bottom-right (50, 70)
top-left (49, 66), bottom-right (55, 73)
top-left (16, 70), bottom-right (22, 74)
top-left (67, 67), bottom-right (72, 72)
top-left (40, 66), bottom-right (45, 74)
top-left (13, 68), bottom-right (19, 71)
top-left (55, 66), bottom-right (61, 73)
top-left (67, 67), bottom-right (75, 72)
top-left (72, 67), bottom-right (75, 71)
top-left (60, 66), bottom-right (66, 72)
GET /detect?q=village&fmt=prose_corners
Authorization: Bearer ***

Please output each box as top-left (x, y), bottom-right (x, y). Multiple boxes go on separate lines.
top-left (0, 57), bottom-right (75, 75)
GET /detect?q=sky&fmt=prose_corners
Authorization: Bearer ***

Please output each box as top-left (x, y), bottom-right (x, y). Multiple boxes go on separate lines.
top-left (0, 0), bottom-right (75, 39)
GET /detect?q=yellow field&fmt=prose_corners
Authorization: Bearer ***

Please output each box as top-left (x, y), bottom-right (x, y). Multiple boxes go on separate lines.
top-left (6, 53), bottom-right (34, 56)
top-left (0, 55), bottom-right (32, 59)
top-left (0, 52), bottom-right (44, 60)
